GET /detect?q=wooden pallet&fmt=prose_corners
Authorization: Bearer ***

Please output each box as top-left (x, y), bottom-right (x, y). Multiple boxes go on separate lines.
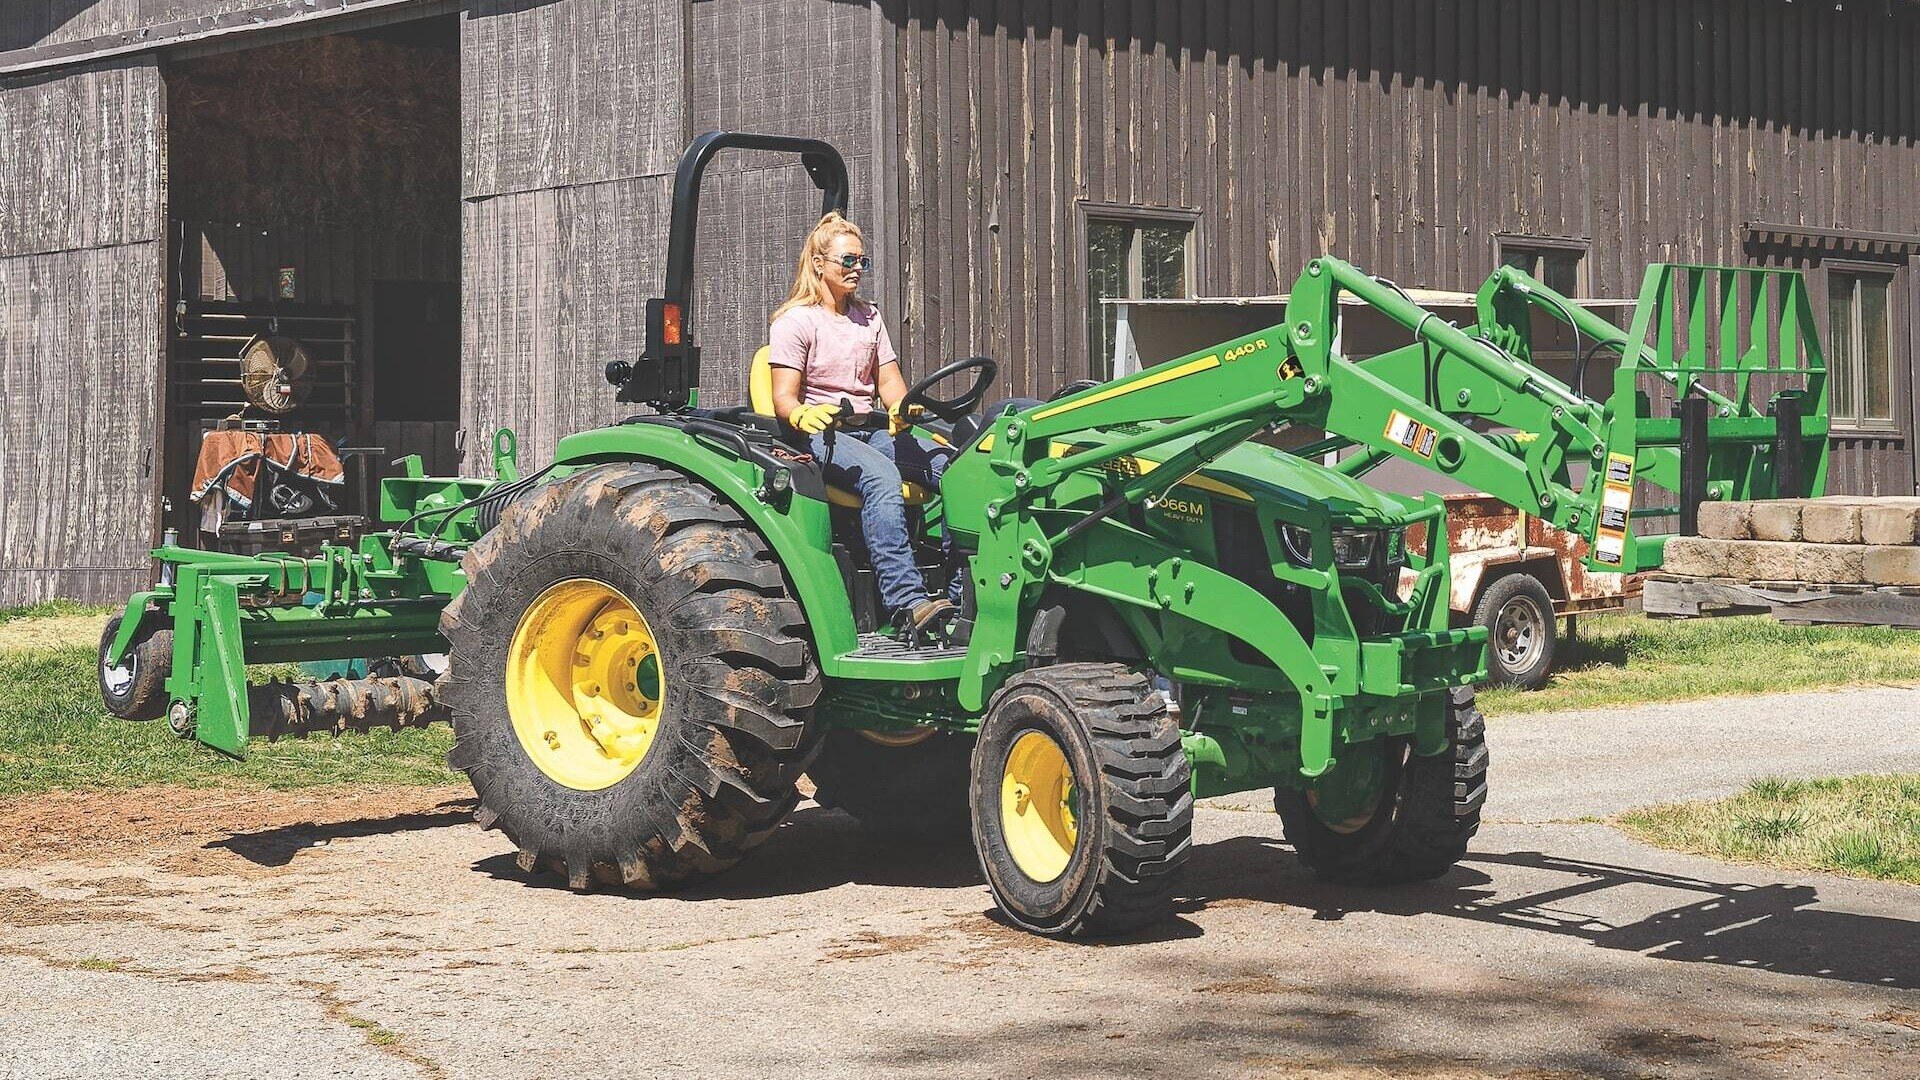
top-left (1643, 574), bottom-right (1920, 629)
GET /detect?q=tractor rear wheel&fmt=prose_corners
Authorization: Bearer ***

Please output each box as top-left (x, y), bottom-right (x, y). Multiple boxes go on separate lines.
top-left (98, 614), bottom-right (170, 721)
top-left (807, 727), bottom-right (973, 837)
top-left (969, 664), bottom-right (1192, 937)
top-left (440, 462), bottom-right (821, 890)
top-left (1275, 686), bottom-right (1488, 884)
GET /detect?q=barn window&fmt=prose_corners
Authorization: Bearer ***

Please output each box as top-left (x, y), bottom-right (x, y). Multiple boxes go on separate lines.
top-left (1085, 210), bottom-right (1196, 372)
top-left (1827, 270), bottom-right (1895, 428)
top-left (1497, 237), bottom-right (1587, 295)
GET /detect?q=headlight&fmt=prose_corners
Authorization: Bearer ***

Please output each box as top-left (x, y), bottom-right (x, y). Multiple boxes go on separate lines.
top-left (1279, 524), bottom-right (1382, 570)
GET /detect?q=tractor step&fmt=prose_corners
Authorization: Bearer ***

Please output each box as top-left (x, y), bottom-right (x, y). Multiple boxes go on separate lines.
top-left (846, 632), bottom-right (969, 661)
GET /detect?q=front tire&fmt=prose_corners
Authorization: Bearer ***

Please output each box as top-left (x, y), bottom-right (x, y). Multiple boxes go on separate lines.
top-left (969, 664), bottom-right (1192, 937)
top-left (1275, 686), bottom-right (1488, 884)
top-left (440, 462), bottom-right (821, 890)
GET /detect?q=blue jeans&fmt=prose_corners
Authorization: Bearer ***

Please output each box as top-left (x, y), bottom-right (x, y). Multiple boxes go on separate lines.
top-left (807, 428), bottom-right (955, 612)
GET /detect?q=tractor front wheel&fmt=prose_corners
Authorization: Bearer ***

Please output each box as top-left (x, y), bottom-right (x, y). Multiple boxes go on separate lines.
top-left (1275, 686), bottom-right (1488, 885)
top-left (440, 462), bottom-right (821, 890)
top-left (969, 664), bottom-right (1192, 937)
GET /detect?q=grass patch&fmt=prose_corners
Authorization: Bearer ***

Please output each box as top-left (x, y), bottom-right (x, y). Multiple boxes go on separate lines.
top-left (1478, 612), bottom-right (1920, 715)
top-left (1618, 774), bottom-right (1920, 884)
top-left (0, 600), bottom-right (108, 625)
top-left (0, 637), bottom-right (455, 798)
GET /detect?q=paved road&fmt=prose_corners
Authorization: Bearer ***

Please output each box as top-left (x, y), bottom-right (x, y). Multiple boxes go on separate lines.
top-left (2, 687), bottom-right (1917, 1080)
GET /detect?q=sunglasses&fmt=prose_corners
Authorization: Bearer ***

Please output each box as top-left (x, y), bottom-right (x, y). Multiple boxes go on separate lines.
top-left (819, 253), bottom-right (872, 271)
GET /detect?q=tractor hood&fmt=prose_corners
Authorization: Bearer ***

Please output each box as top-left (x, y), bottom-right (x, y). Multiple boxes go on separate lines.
top-left (1063, 427), bottom-right (1418, 525)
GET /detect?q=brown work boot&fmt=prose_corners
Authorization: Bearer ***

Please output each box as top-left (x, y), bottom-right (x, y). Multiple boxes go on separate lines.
top-left (897, 597), bottom-right (958, 646)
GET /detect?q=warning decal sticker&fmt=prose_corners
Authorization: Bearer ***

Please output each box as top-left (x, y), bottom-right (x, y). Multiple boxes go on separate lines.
top-left (1384, 410), bottom-right (1438, 458)
top-left (1592, 452), bottom-right (1637, 566)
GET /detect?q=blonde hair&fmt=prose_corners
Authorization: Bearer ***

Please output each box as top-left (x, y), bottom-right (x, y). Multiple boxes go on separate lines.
top-left (771, 211), bottom-right (865, 322)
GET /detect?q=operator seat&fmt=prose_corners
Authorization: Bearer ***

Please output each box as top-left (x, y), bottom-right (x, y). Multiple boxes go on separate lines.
top-left (747, 345), bottom-right (933, 509)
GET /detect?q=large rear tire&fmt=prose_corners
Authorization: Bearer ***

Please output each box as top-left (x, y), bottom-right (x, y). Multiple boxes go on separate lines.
top-left (1275, 686), bottom-right (1488, 884)
top-left (807, 728), bottom-right (973, 837)
top-left (969, 664), bottom-right (1192, 937)
top-left (440, 462), bottom-right (821, 890)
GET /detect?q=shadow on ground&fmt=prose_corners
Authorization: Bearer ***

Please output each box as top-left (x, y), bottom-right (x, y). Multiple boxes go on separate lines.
top-left (209, 801), bottom-right (474, 867)
top-left (467, 806), bottom-right (1917, 990)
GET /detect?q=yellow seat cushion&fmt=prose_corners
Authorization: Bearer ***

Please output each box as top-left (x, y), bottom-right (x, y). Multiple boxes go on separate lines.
top-left (747, 345), bottom-right (931, 508)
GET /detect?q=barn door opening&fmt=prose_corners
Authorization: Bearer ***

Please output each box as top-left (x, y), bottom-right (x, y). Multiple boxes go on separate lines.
top-left (161, 15), bottom-right (461, 545)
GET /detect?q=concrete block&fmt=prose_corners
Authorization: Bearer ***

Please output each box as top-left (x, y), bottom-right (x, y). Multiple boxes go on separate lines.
top-left (1864, 545), bottom-right (1920, 586)
top-left (1794, 542), bottom-right (1866, 584)
top-left (1696, 502), bottom-right (1752, 540)
top-left (1739, 540), bottom-right (1806, 581)
top-left (1863, 504), bottom-right (1920, 546)
top-left (1662, 536), bottom-right (1727, 577)
top-left (1800, 502), bottom-right (1864, 544)
top-left (1749, 500), bottom-right (1806, 542)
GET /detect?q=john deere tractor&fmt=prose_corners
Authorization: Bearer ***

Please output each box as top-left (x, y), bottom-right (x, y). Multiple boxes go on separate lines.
top-left (101, 132), bottom-right (1826, 937)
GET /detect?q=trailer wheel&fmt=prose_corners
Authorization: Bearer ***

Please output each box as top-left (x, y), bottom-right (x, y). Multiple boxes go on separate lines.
top-left (808, 728), bottom-right (973, 837)
top-left (98, 614), bottom-right (171, 722)
top-left (969, 664), bottom-right (1192, 937)
top-left (1275, 686), bottom-right (1488, 885)
top-left (1474, 572), bottom-right (1557, 690)
top-left (440, 462), bottom-right (821, 890)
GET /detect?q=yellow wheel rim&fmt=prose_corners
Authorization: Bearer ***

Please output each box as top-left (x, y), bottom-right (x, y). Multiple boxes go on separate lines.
top-left (1000, 730), bottom-right (1079, 883)
top-left (506, 579), bottom-right (665, 791)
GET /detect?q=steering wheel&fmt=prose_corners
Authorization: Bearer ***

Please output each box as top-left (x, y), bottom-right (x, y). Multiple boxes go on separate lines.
top-left (899, 356), bottom-right (998, 422)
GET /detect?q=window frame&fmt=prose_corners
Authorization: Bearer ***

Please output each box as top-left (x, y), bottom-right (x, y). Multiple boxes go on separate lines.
top-left (1493, 233), bottom-right (1591, 296)
top-left (1079, 202), bottom-right (1202, 378)
top-left (1824, 259), bottom-right (1900, 434)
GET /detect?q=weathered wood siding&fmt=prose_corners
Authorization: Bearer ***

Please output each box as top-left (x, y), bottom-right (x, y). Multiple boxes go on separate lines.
top-left (459, 0), bottom-right (684, 465)
top-left (0, 57), bottom-right (163, 605)
top-left (686, 0), bottom-right (884, 408)
top-left (889, 1), bottom-right (1920, 449)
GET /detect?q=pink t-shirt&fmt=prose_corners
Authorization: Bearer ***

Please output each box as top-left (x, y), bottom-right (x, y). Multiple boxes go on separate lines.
top-left (767, 301), bottom-right (899, 411)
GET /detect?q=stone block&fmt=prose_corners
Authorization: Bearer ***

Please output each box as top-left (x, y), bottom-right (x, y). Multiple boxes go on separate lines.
top-left (1749, 500), bottom-right (1806, 542)
top-left (1738, 540), bottom-right (1806, 581)
top-left (1696, 502), bottom-right (1752, 540)
top-left (1662, 536), bottom-right (1729, 577)
top-left (1864, 545), bottom-right (1920, 586)
top-left (1862, 504), bottom-right (1920, 546)
top-left (1794, 542), bottom-right (1865, 584)
top-left (1800, 502), bottom-right (1864, 545)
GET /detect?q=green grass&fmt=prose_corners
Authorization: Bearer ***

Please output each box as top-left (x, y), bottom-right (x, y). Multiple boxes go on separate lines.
top-left (0, 603), bottom-right (456, 797)
top-left (1477, 612), bottom-right (1920, 715)
top-left (1619, 774), bottom-right (1920, 884)
top-left (0, 599), bottom-right (105, 625)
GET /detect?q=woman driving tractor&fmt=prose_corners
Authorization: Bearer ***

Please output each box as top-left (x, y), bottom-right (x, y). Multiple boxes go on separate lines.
top-left (767, 211), bottom-right (959, 637)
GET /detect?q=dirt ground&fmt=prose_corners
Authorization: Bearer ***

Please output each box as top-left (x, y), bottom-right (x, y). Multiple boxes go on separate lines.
top-left (2, 688), bottom-right (1917, 1080)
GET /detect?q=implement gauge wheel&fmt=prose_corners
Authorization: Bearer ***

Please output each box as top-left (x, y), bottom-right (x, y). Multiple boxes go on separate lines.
top-left (1473, 572), bottom-right (1557, 691)
top-left (969, 664), bottom-right (1192, 937)
top-left (440, 462), bottom-right (822, 890)
top-left (808, 727), bottom-right (973, 837)
top-left (98, 614), bottom-right (171, 722)
top-left (1275, 686), bottom-right (1488, 885)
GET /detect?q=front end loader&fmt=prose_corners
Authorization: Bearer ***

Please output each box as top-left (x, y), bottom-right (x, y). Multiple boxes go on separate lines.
top-left (101, 131), bottom-right (1826, 937)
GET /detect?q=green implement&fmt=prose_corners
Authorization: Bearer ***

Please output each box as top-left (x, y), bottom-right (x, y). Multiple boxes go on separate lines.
top-left (103, 131), bottom-right (1825, 938)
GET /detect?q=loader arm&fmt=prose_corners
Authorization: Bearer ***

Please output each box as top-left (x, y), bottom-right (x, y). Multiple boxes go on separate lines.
top-left (950, 255), bottom-right (1825, 711)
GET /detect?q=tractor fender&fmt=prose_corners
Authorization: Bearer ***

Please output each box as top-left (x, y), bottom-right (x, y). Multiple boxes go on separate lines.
top-left (548, 424), bottom-right (864, 667)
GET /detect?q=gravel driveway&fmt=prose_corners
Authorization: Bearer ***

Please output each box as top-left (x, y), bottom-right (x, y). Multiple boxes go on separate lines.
top-left (1, 686), bottom-right (1916, 1080)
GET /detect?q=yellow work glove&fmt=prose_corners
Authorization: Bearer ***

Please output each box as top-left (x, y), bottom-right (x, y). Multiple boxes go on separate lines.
top-left (887, 402), bottom-right (925, 436)
top-left (788, 402), bottom-right (843, 435)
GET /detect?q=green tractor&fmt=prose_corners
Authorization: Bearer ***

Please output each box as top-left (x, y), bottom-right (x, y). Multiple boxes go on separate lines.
top-left (101, 132), bottom-right (1827, 937)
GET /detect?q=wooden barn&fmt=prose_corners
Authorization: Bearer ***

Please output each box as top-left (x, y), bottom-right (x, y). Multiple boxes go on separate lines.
top-left (1, 0), bottom-right (1916, 605)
